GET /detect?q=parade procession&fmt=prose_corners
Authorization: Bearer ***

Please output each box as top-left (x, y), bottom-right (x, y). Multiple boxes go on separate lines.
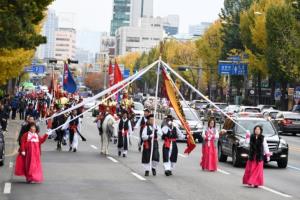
top-left (1, 0), bottom-right (300, 200)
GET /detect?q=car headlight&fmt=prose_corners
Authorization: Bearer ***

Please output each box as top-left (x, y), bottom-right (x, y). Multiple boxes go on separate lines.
top-left (279, 139), bottom-right (288, 148)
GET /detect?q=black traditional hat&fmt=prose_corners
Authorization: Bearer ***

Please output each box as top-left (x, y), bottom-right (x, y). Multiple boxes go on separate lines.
top-left (146, 114), bottom-right (154, 120)
top-left (143, 108), bottom-right (150, 112)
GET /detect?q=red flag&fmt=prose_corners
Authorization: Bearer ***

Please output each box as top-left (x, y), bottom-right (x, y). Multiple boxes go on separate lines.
top-left (114, 60), bottom-right (123, 85)
top-left (108, 61), bottom-right (114, 87)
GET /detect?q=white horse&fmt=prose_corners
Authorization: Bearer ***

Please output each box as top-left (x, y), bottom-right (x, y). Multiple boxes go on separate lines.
top-left (99, 114), bottom-right (116, 155)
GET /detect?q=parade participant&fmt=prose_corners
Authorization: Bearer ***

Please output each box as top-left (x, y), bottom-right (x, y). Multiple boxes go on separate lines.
top-left (120, 90), bottom-right (133, 113)
top-left (65, 110), bottom-right (81, 152)
top-left (142, 114), bottom-right (161, 176)
top-left (18, 116), bottom-right (40, 146)
top-left (14, 123), bottom-right (53, 183)
top-left (52, 104), bottom-right (66, 151)
top-left (95, 107), bottom-right (115, 155)
top-left (161, 115), bottom-right (184, 176)
top-left (243, 126), bottom-right (271, 188)
top-left (135, 108), bottom-right (151, 152)
top-left (117, 110), bottom-right (133, 157)
top-left (201, 118), bottom-right (220, 172)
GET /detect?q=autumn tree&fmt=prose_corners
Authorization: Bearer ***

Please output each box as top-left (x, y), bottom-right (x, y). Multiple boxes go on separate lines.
top-left (84, 72), bottom-right (104, 92)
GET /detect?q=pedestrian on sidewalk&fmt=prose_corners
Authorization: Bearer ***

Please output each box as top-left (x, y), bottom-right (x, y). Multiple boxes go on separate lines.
top-left (117, 110), bottom-right (133, 157)
top-left (200, 118), bottom-right (223, 172)
top-left (141, 114), bottom-right (161, 176)
top-left (0, 104), bottom-right (9, 132)
top-left (243, 126), bottom-right (271, 188)
top-left (161, 115), bottom-right (184, 176)
top-left (10, 96), bottom-right (19, 120)
top-left (14, 123), bottom-right (53, 183)
top-left (19, 97), bottom-right (27, 120)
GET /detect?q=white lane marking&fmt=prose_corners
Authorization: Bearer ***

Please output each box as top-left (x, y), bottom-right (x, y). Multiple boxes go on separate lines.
top-left (217, 168), bottom-right (230, 175)
top-left (9, 162), bottom-right (13, 168)
top-left (260, 186), bottom-right (292, 198)
top-left (131, 172), bottom-right (146, 181)
top-left (3, 182), bottom-right (11, 194)
top-left (90, 145), bottom-right (98, 150)
top-left (178, 153), bottom-right (187, 158)
top-left (288, 165), bottom-right (300, 171)
top-left (107, 156), bottom-right (119, 163)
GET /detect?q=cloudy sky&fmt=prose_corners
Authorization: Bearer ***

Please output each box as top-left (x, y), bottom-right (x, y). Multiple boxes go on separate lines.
top-left (50, 0), bottom-right (224, 33)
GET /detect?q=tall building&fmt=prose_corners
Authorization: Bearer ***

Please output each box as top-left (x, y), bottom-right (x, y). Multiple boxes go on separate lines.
top-left (131, 0), bottom-right (154, 27)
top-left (110, 0), bottom-right (131, 36)
top-left (189, 22), bottom-right (212, 36)
top-left (162, 15), bottom-right (179, 36)
top-left (99, 32), bottom-right (116, 65)
top-left (54, 28), bottom-right (76, 61)
top-left (35, 9), bottom-right (58, 59)
top-left (115, 17), bottom-right (164, 55)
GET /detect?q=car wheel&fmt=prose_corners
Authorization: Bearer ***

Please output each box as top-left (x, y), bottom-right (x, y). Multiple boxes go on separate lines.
top-left (218, 144), bottom-right (227, 162)
top-left (232, 147), bottom-right (241, 167)
top-left (277, 158), bottom-right (288, 168)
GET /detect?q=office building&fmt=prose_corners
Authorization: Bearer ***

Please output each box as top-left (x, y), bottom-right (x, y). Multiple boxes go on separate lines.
top-left (189, 22), bottom-right (212, 36)
top-left (54, 28), bottom-right (76, 60)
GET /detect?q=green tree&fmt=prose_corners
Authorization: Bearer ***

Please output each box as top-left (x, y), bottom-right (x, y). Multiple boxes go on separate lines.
top-left (266, 3), bottom-right (300, 109)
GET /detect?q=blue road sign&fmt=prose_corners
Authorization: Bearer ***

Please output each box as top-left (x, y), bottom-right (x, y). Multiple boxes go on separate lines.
top-left (123, 69), bottom-right (130, 79)
top-left (25, 65), bottom-right (46, 74)
top-left (218, 62), bottom-right (248, 75)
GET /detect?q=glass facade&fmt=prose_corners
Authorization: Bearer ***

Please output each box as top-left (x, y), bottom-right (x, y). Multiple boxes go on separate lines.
top-left (110, 0), bottom-right (131, 36)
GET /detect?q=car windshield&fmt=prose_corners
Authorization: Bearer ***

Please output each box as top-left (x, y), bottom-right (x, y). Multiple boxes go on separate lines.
top-left (226, 106), bottom-right (239, 112)
top-left (134, 103), bottom-right (144, 111)
top-left (215, 104), bottom-right (227, 110)
top-left (245, 108), bottom-right (260, 113)
top-left (170, 109), bottom-right (199, 121)
top-left (236, 120), bottom-right (277, 136)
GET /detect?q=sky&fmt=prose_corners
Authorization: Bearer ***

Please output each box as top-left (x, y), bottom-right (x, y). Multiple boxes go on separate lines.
top-left (49, 0), bottom-right (224, 33)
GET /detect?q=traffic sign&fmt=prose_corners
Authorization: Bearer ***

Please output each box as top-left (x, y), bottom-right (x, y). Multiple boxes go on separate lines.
top-left (24, 65), bottom-right (46, 74)
top-left (294, 86), bottom-right (300, 100)
top-left (218, 62), bottom-right (248, 75)
top-left (123, 69), bottom-right (130, 79)
top-left (275, 88), bottom-right (281, 101)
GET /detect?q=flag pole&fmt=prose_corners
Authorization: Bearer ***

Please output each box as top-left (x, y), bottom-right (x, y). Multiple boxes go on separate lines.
top-left (149, 57), bottom-right (161, 170)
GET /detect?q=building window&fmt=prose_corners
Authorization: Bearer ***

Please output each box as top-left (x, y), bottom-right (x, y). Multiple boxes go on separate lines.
top-left (142, 37), bottom-right (149, 40)
top-left (126, 37), bottom-right (140, 42)
top-left (56, 38), bottom-right (70, 41)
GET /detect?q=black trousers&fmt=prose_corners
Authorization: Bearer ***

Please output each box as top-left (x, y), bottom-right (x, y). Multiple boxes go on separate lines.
top-left (19, 110), bottom-right (25, 120)
top-left (11, 108), bottom-right (17, 120)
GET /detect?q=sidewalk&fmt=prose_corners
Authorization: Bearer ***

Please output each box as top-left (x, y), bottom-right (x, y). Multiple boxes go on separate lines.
top-left (0, 119), bottom-right (22, 200)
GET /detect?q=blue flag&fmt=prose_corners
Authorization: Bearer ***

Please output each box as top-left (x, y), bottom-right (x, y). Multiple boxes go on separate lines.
top-left (63, 63), bottom-right (77, 93)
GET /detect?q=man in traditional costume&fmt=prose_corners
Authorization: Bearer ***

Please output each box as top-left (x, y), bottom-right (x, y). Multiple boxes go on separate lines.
top-left (141, 114), bottom-right (161, 176)
top-left (161, 115), bottom-right (184, 176)
top-left (117, 110), bottom-right (133, 157)
top-left (135, 108), bottom-right (151, 152)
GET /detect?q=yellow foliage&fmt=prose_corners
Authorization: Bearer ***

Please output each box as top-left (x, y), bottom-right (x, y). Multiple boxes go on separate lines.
top-left (0, 48), bottom-right (34, 85)
top-left (118, 52), bottom-right (141, 74)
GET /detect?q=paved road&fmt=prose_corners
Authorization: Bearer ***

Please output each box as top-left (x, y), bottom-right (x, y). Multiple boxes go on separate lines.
top-left (1, 114), bottom-right (300, 200)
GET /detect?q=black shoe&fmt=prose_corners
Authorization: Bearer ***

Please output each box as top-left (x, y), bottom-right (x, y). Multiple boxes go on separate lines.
top-left (123, 154), bottom-right (126, 157)
top-left (69, 147), bottom-right (73, 152)
top-left (118, 151), bottom-right (121, 157)
top-left (57, 144), bottom-right (61, 151)
top-left (145, 171), bottom-right (149, 176)
top-left (138, 146), bottom-right (141, 152)
top-left (169, 171), bottom-right (173, 176)
top-left (152, 168), bottom-right (156, 176)
top-left (165, 171), bottom-right (170, 176)
top-left (73, 148), bottom-right (77, 152)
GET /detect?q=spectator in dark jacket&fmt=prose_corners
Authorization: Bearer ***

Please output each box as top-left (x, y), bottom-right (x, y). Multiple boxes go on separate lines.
top-left (0, 104), bottom-right (10, 131)
top-left (11, 96), bottom-right (19, 120)
top-left (19, 97), bottom-right (27, 120)
top-left (25, 103), bottom-right (39, 120)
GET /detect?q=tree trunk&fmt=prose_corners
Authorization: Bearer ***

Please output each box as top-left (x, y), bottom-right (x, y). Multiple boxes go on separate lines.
top-left (258, 72), bottom-right (262, 105)
top-left (280, 81), bottom-right (288, 111)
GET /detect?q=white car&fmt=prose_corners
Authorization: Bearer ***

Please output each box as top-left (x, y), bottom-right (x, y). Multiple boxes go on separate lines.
top-left (169, 108), bottom-right (203, 142)
top-left (132, 102), bottom-right (144, 122)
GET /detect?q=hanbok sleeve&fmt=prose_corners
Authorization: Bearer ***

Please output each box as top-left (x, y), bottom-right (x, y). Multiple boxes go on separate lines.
top-left (142, 126), bottom-right (149, 141)
top-left (263, 138), bottom-right (270, 156)
top-left (39, 134), bottom-right (48, 144)
top-left (156, 125), bottom-right (163, 136)
top-left (176, 126), bottom-right (185, 140)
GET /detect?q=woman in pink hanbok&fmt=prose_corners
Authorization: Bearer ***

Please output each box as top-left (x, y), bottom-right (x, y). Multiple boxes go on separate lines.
top-left (243, 125), bottom-right (271, 187)
top-left (200, 118), bottom-right (219, 171)
top-left (15, 123), bottom-right (51, 183)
